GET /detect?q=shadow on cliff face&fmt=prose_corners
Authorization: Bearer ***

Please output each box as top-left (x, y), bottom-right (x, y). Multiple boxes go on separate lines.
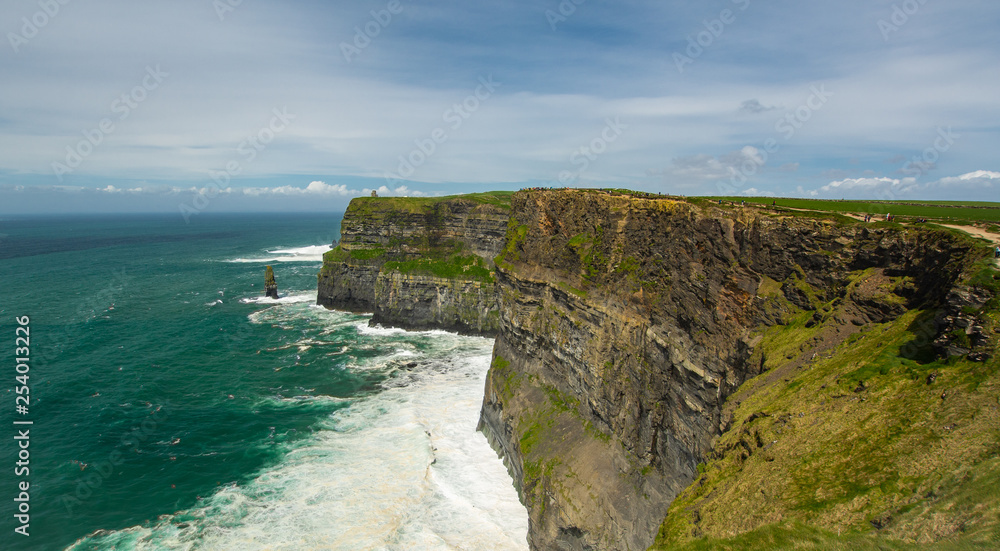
top-left (898, 311), bottom-right (942, 364)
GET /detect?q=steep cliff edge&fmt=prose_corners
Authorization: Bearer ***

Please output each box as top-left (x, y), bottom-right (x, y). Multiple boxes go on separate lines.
top-left (316, 192), bottom-right (511, 335)
top-left (316, 189), bottom-right (1000, 549)
top-left (477, 190), bottom-right (999, 550)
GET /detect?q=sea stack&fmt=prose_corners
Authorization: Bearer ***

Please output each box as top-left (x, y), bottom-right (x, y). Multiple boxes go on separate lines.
top-left (264, 265), bottom-right (278, 299)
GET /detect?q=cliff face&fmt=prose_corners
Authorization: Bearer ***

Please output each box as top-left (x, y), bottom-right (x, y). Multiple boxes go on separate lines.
top-left (317, 193), bottom-right (510, 335)
top-left (317, 189), bottom-right (998, 550)
top-left (372, 271), bottom-right (501, 335)
top-left (477, 190), bottom-right (987, 550)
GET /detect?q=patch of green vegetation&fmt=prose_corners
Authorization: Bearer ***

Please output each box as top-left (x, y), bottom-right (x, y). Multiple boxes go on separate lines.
top-left (491, 355), bottom-right (522, 401)
top-left (349, 247), bottom-right (386, 261)
top-left (542, 384), bottom-right (580, 413)
top-left (757, 275), bottom-right (782, 298)
top-left (519, 418), bottom-right (552, 457)
top-left (599, 188), bottom-right (662, 197)
top-left (789, 270), bottom-right (826, 308)
top-left (516, 388), bottom-right (573, 473)
top-left (658, 522), bottom-right (913, 551)
top-left (969, 258), bottom-right (1000, 294)
top-left (567, 232), bottom-right (591, 249)
top-left (557, 281), bottom-right (588, 298)
top-left (615, 255), bottom-right (644, 288)
top-left (348, 191), bottom-right (514, 216)
top-left (496, 218), bottom-right (529, 269)
top-left (653, 293), bottom-right (1000, 550)
top-left (382, 254), bottom-right (494, 284)
top-left (463, 190), bottom-right (516, 208)
top-left (753, 308), bottom-right (823, 371)
top-left (323, 246), bottom-right (351, 263)
top-left (565, 229), bottom-right (608, 283)
top-left (707, 196), bottom-right (1000, 223)
top-left (658, 467), bottom-right (1000, 551)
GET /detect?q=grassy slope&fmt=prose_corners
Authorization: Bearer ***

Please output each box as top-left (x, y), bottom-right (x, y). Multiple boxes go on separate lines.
top-left (652, 245), bottom-right (1000, 549)
top-left (706, 197), bottom-right (1000, 223)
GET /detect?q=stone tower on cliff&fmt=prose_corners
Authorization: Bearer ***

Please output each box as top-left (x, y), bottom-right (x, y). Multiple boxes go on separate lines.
top-left (264, 265), bottom-right (278, 299)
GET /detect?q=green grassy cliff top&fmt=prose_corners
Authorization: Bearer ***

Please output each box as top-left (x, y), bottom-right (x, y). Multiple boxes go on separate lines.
top-left (347, 191), bottom-right (514, 215)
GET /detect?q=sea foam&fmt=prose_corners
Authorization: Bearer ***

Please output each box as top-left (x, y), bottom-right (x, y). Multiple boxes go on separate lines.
top-left (226, 244), bottom-right (332, 264)
top-left (68, 310), bottom-right (528, 551)
top-left (239, 291), bottom-right (316, 305)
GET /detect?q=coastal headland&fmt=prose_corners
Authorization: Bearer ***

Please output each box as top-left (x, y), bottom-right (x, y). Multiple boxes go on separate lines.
top-left (318, 188), bottom-right (1000, 550)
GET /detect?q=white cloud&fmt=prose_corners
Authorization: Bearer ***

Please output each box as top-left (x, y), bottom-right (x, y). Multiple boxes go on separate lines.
top-left (304, 181), bottom-right (353, 195)
top-left (662, 154), bottom-right (732, 181)
top-left (658, 147), bottom-right (766, 185)
top-left (806, 170), bottom-right (1000, 200)
top-left (742, 187), bottom-right (775, 197)
top-left (937, 170), bottom-right (1000, 185)
top-left (240, 187), bottom-right (268, 197)
top-left (810, 176), bottom-right (918, 198)
top-left (362, 185), bottom-right (426, 197)
top-left (264, 181), bottom-right (358, 196)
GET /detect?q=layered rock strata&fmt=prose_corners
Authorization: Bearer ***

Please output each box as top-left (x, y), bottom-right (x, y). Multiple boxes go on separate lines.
top-left (317, 194), bottom-right (509, 335)
top-left (318, 189), bottom-right (990, 550)
top-left (477, 190), bottom-right (982, 550)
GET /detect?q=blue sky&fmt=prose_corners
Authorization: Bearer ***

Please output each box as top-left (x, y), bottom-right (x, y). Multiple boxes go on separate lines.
top-left (1, 0), bottom-right (998, 213)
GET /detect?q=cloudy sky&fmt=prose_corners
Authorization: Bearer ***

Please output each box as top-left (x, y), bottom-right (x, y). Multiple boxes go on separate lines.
top-left (1, 0), bottom-right (998, 213)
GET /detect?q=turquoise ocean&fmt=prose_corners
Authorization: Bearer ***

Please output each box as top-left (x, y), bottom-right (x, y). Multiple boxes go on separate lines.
top-left (0, 214), bottom-right (527, 550)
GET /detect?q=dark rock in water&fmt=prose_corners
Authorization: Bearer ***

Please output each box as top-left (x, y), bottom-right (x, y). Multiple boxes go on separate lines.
top-left (265, 265), bottom-right (279, 299)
